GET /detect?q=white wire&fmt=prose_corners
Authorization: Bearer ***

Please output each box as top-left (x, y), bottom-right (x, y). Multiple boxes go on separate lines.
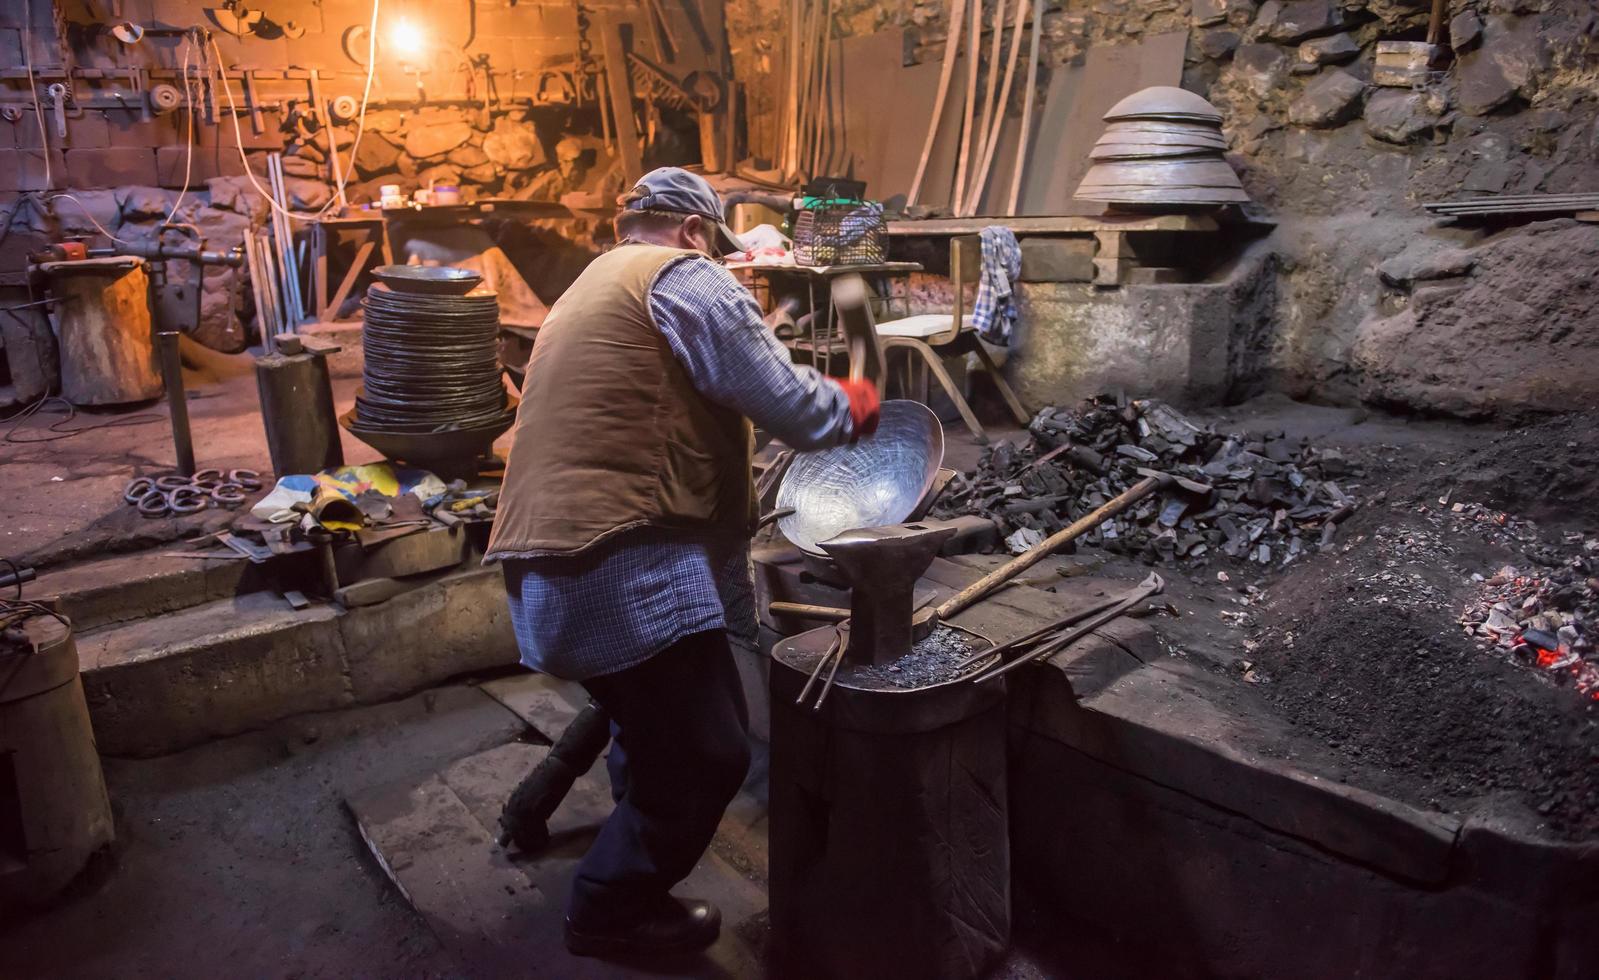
top-left (21, 18), bottom-right (52, 190)
top-left (206, 0), bottom-right (380, 222)
top-left (164, 30), bottom-right (200, 224)
top-left (45, 194), bottom-right (132, 244)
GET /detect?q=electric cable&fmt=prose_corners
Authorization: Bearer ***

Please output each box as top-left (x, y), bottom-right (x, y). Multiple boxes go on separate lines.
top-left (2, 395), bottom-right (164, 446)
top-left (164, 29), bottom-right (201, 225)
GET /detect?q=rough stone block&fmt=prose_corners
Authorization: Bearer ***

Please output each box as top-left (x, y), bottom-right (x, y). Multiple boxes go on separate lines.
top-left (1231, 43), bottom-right (1290, 98)
top-left (47, 188), bottom-right (122, 241)
top-left (340, 567), bottom-right (519, 703)
top-left (64, 147), bottom-right (158, 188)
top-left (1019, 237), bottom-right (1096, 282)
top-left (1196, 27), bottom-right (1241, 60)
top-left (404, 120), bottom-right (473, 160)
top-left (156, 144), bottom-right (247, 187)
top-left (1451, 9), bottom-right (1484, 52)
top-left (1364, 90), bottom-right (1438, 145)
top-left (1288, 69), bottom-right (1365, 127)
top-left (1260, 0), bottom-right (1343, 43)
top-left (1296, 31), bottom-right (1359, 69)
top-left (103, 109), bottom-right (183, 149)
top-left (0, 148), bottom-right (63, 191)
top-left (352, 132), bottom-right (402, 176)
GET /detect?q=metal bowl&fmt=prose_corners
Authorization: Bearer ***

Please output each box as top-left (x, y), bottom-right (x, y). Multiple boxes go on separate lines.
top-left (372, 264), bottom-right (484, 295)
top-left (775, 400), bottom-right (945, 555)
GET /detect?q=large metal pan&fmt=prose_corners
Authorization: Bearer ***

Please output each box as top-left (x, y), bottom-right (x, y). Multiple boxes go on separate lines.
top-left (775, 400), bottom-right (945, 555)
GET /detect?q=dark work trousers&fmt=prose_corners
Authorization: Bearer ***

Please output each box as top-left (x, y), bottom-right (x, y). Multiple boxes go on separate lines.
top-left (569, 628), bottom-right (751, 926)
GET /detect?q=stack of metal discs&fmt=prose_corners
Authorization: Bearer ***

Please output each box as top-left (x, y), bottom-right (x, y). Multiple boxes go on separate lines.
top-left (1074, 86), bottom-right (1250, 207)
top-left (343, 265), bottom-right (515, 473)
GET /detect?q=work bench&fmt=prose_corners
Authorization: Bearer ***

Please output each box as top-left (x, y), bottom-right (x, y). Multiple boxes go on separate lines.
top-left (886, 211), bottom-right (1272, 286)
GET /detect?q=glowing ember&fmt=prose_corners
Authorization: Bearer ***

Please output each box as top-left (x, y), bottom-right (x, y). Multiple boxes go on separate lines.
top-left (1461, 563), bottom-right (1598, 699)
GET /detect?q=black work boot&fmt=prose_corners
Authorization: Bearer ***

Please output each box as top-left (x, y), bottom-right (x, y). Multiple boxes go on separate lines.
top-left (564, 897), bottom-right (722, 958)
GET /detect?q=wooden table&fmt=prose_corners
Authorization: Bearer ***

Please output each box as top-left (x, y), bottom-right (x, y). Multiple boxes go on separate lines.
top-left (731, 260), bottom-right (923, 375)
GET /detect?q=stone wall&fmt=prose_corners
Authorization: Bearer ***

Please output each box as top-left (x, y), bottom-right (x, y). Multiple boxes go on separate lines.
top-left (727, 0), bottom-right (1599, 417)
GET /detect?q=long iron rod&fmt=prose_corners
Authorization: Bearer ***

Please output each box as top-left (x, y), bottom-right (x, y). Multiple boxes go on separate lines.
top-left (936, 475), bottom-right (1163, 621)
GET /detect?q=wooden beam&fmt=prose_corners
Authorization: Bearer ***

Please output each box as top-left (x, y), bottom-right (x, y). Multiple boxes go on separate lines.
top-left (967, 0), bottom-right (1030, 215)
top-left (907, 0), bottom-right (968, 207)
top-left (1006, 0), bottom-right (1042, 215)
top-left (886, 213), bottom-right (1227, 235)
top-left (597, 13), bottom-right (644, 184)
top-left (951, 0), bottom-right (982, 216)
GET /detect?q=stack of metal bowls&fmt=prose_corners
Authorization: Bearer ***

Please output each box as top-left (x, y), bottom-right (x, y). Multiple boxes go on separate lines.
top-left (342, 265), bottom-right (516, 475)
top-left (1074, 86), bottom-right (1250, 208)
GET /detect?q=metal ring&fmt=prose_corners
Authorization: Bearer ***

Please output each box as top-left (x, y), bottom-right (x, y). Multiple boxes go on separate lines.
top-left (192, 478), bottom-right (223, 491)
top-left (136, 489), bottom-right (170, 517)
top-left (156, 475), bottom-right (192, 490)
top-left (210, 483), bottom-right (247, 506)
top-left (193, 468), bottom-right (225, 483)
top-left (124, 477), bottom-right (155, 503)
top-left (167, 487), bottom-right (207, 514)
top-left (229, 469), bottom-right (264, 491)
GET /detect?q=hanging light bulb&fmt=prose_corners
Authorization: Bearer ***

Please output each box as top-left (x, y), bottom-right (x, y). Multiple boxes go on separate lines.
top-left (388, 16), bottom-right (427, 58)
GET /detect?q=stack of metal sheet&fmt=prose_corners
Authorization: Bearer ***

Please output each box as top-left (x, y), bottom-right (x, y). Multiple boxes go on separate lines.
top-left (1074, 86), bottom-right (1250, 207)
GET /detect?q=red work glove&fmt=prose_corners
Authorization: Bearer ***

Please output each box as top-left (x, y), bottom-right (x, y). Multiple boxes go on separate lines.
top-left (835, 378), bottom-right (881, 442)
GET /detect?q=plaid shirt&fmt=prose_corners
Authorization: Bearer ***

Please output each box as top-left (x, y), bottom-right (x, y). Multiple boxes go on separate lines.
top-left (500, 255), bottom-right (853, 680)
top-left (970, 225), bottom-right (1022, 345)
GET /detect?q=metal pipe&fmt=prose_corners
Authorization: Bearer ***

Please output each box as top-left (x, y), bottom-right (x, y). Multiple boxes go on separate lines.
top-left (157, 330), bottom-right (196, 476)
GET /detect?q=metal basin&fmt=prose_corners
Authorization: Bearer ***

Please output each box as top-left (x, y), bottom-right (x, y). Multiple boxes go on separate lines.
top-left (372, 264), bottom-right (484, 295)
top-left (776, 400), bottom-right (945, 554)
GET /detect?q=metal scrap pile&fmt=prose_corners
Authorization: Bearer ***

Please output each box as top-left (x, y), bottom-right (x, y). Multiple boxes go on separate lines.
top-left (934, 396), bottom-right (1361, 567)
top-left (1461, 559), bottom-right (1599, 701)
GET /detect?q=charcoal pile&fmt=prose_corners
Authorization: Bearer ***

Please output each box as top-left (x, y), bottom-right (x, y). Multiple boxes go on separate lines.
top-left (933, 396), bottom-right (1361, 567)
top-left (1461, 557), bottom-right (1599, 702)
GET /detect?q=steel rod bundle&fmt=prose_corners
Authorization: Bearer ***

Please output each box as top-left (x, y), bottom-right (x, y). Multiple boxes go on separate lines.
top-left (357, 286), bottom-right (506, 431)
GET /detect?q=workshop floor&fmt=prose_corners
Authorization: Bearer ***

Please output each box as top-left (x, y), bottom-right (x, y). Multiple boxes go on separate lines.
top-left (0, 675), bottom-right (1162, 980)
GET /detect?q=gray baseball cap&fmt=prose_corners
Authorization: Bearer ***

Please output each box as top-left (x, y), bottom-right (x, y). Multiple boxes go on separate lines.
top-left (621, 166), bottom-right (747, 255)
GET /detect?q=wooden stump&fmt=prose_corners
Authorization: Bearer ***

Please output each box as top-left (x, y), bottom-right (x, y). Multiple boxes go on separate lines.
top-left (43, 257), bottom-right (163, 406)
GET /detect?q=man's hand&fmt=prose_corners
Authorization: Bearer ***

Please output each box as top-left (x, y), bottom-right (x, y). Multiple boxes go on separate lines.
top-left (835, 379), bottom-right (881, 442)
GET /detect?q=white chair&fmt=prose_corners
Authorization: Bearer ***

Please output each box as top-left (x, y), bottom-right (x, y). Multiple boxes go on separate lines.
top-left (874, 234), bottom-right (1030, 443)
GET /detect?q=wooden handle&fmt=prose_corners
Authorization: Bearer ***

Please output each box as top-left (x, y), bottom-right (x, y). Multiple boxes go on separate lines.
top-left (769, 601), bottom-right (850, 622)
top-left (935, 475), bottom-right (1162, 620)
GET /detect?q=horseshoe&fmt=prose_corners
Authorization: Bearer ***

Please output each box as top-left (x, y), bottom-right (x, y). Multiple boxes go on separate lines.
top-left (210, 483), bottom-right (247, 507)
top-left (229, 468), bottom-right (264, 491)
top-left (167, 486), bottom-right (208, 514)
top-left (156, 474), bottom-right (192, 490)
top-left (124, 477), bottom-right (156, 503)
top-left (136, 489), bottom-right (170, 517)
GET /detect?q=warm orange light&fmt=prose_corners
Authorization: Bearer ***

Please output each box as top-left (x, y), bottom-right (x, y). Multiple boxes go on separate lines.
top-left (389, 17), bottom-right (426, 58)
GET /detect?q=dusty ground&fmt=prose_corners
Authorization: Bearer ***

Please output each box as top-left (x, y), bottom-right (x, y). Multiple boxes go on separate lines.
top-left (0, 683), bottom-right (518, 979)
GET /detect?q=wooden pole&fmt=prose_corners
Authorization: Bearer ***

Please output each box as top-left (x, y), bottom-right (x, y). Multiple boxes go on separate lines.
top-left (907, 0), bottom-right (968, 207)
top-left (782, 0), bottom-right (802, 176)
top-left (811, 0), bottom-right (834, 177)
top-left (1007, 0), bottom-right (1043, 215)
top-left (598, 12), bottom-right (643, 184)
top-left (967, 0), bottom-right (1008, 211)
top-left (951, 0), bottom-right (981, 216)
top-left (967, 0), bottom-right (1029, 215)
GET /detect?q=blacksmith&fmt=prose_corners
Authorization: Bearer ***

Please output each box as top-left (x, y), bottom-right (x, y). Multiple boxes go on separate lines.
top-left (485, 167), bottom-right (879, 958)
